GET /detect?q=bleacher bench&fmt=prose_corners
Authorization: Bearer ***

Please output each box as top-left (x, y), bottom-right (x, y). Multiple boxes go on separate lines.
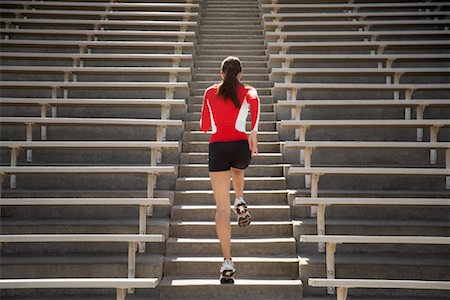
top-left (0, 166), bottom-right (176, 199)
top-left (0, 52), bottom-right (193, 68)
top-left (267, 40), bottom-right (450, 55)
top-left (283, 139), bottom-right (450, 165)
top-left (278, 119), bottom-right (449, 145)
top-left (270, 68), bottom-right (450, 84)
top-left (0, 278), bottom-right (158, 300)
top-left (308, 278), bottom-right (450, 300)
top-left (302, 235), bottom-right (450, 294)
top-left (0, 28), bottom-right (196, 41)
top-left (288, 166), bottom-right (450, 199)
top-left (0, 40), bottom-right (194, 55)
top-left (268, 54), bottom-right (450, 68)
top-left (295, 197), bottom-right (450, 238)
top-left (261, 2), bottom-right (449, 12)
top-left (0, 1), bottom-right (199, 11)
top-left (273, 82), bottom-right (450, 101)
top-left (0, 140), bottom-right (180, 187)
top-left (264, 20), bottom-right (450, 31)
top-left (0, 66), bottom-right (192, 82)
top-left (263, 11), bottom-right (450, 21)
top-left (0, 9), bottom-right (198, 20)
top-left (0, 80), bottom-right (188, 100)
top-left (0, 234), bottom-right (164, 276)
top-left (0, 197), bottom-right (170, 242)
top-left (0, 18), bottom-right (197, 31)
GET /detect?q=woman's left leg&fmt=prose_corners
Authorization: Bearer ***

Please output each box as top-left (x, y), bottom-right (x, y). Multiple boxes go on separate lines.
top-left (209, 170), bottom-right (232, 260)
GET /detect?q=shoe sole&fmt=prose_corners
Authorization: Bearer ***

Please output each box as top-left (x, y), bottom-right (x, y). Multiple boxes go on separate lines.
top-left (220, 269), bottom-right (235, 284)
top-left (238, 212), bottom-right (252, 227)
top-left (235, 202), bottom-right (252, 227)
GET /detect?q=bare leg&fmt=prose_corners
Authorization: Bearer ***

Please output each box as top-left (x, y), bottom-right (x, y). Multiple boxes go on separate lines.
top-left (230, 167), bottom-right (245, 199)
top-left (209, 171), bottom-right (232, 259)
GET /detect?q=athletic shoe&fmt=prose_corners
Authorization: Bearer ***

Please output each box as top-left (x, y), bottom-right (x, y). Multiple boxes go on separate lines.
top-left (219, 259), bottom-right (235, 284)
top-left (234, 197), bottom-right (252, 227)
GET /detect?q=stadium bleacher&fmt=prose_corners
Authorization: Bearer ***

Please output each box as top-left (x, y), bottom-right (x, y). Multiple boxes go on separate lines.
top-left (1, 0), bottom-right (449, 299)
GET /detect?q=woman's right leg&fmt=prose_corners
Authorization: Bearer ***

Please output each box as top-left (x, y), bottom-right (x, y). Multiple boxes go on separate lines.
top-left (209, 170), bottom-right (232, 259)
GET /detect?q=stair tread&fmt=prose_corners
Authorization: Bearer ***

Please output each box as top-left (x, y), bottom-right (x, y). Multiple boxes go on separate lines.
top-left (161, 277), bottom-right (302, 286)
top-left (165, 256), bottom-right (299, 262)
top-left (167, 237), bottom-right (296, 243)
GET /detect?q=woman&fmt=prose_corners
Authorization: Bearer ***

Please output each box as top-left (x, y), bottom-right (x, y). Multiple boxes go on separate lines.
top-left (200, 56), bottom-right (260, 284)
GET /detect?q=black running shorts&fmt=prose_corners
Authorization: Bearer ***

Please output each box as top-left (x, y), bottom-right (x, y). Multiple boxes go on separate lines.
top-left (208, 140), bottom-right (252, 172)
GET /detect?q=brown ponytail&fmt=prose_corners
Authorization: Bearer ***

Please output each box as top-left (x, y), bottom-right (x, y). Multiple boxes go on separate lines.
top-left (218, 56), bottom-right (243, 109)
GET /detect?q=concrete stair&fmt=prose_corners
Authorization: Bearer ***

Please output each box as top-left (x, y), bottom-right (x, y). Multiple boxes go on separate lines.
top-left (160, 0), bottom-right (303, 299)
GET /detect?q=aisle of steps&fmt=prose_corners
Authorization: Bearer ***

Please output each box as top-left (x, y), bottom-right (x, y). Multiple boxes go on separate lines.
top-left (160, 0), bottom-right (302, 299)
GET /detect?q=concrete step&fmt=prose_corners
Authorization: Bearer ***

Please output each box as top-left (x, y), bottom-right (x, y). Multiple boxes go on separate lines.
top-left (163, 256), bottom-right (299, 277)
top-left (191, 78), bottom-right (272, 89)
top-left (166, 237), bottom-right (297, 256)
top-left (174, 190), bottom-right (289, 205)
top-left (185, 110), bottom-right (275, 121)
top-left (178, 164), bottom-right (285, 177)
top-left (170, 204), bottom-right (291, 221)
top-left (185, 120), bottom-right (274, 131)
top-left (199, 38), bottom-right (265, 45)
top-left (195, 67), bottom-right (269, 74)
top-left (196, 49), bottom-right (266, 56)
top-left (170, 221), bottom-right (293, 238)
top-left (189, 94), bottom-right (273, 104)
top-left (195, 59), bottom-right (267, 68)
top-left (201, 16), bottom-right (261, 22)
top-left (175, 176), bottom-right (286, 190)
top-left (197, 44), bottom-right (266, 51)
top-left (188, 103), bottom-right (274, 113)
top-left (180, 152), bottom-right (282, 164)
top-left (192, 87), bottom-right (272, 96)
top-left (0, 253), bottom-right (163, 278)
top-left (182, 141), bottom-right (280, 153)
top-left (183, 131), bottom-right (279, 142)
top-left (159, 277), bottom-right (303, 300)
top-left (193, 73), bottom-right (269, 81)
top-left (301, 253), bottom-right (450, 297)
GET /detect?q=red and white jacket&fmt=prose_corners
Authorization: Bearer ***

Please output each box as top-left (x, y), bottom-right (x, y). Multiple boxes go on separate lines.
top-left (200, 83), bottom-right (260, 144)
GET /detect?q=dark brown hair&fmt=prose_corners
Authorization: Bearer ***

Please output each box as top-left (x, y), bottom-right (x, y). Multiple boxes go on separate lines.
top-left (218, 56), bottom-right (243, 108)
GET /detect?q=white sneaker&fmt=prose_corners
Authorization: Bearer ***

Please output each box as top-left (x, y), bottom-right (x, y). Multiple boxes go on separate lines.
top-left (234, 197), bottom-right (252, 227)
top-left (219, 259), bottom-right (235, 284)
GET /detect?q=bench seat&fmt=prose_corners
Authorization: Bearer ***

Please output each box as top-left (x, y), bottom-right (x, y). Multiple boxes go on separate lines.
top-left (308, 278), bottom-right (450, 300)
top-left (263, 20), bottom-right (450, 31)
top-left (1, 9), bottom-right (198, 19)
top-left (273, 83), bottom-right (450, 100)
top-left (0, 28), bottom-right (196, 40)
top-left (267, 40), bottom-right (450, 54)
top-left (261, 2), bottom-right (449, 11)
top-left (0, 1), bottom-right (199, 11)
top-left (263, 11), bottom-right (450, 20)
top-left (0, 278), bottom-right (158, 300)
top-left (0, 40), bottom-right (194, 53)
top-left (269, 54), bottom-right (450, 68)
top-left (1, 18), bottom-right (197, 30)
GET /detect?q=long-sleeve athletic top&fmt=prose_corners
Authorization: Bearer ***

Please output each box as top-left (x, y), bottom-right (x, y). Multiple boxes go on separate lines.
top-left (200, 83), bottom-right (261, 144)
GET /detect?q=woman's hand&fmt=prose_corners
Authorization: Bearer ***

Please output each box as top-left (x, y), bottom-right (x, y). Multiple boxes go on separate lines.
top-left (249, 130), bottom-right (258, 157)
